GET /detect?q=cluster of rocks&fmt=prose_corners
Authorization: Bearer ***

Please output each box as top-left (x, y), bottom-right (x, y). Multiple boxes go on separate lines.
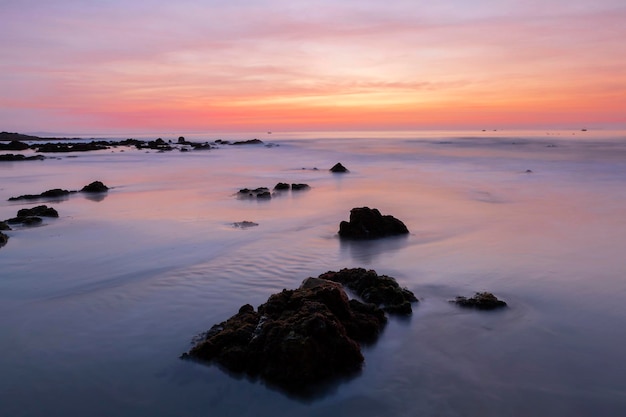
top-left (4, 205), bottom-right (58, 226)
top-left (0, 154), bottom-right (45, 161)
top-left (8, 181), bottom-right (109, 201)
top-left (182, 268), bottom-right (417, 396)
top-left (238, 182), bottom-right (310, 199)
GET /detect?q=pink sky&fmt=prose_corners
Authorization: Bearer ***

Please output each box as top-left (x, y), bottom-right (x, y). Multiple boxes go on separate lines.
top-left (1, 0), bottom-right (625, 135)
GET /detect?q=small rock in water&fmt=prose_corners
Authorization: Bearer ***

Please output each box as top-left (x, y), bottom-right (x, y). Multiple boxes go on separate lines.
top-left (81, 181), bottom-right (109, 193)
top-left (453, 292), bottom-right (507, 310)
top-left (330, 162), bottom-right (349, 173)
top-left (291, 183), bottom-right (310, 191)
top-left (338, 207), bottom-right (409, 239)
top-left (16, 205), bottom-right (59, 218)
top-left (273, 182), bottom-right (290, 191)
top-left (232, 221), bottom-right (259, 229)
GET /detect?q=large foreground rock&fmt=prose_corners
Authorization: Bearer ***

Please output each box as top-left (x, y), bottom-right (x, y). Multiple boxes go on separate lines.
top-left (182, 269), bottom-right (415, 396)
top-left (338, 207), bottom-right (409, 239)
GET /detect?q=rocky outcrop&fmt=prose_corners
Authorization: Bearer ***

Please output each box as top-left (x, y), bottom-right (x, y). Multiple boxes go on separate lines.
top-left (0, 231), bottom-right (8, 248)
top-left (0, 140), bottom-right (30, 151)
top-left (291, 183), bottom-right (310, 191)
top-left (8, 189), bottom-right (72, 201)
top-left (34, 142), bottom-right (110, 153)
top-left (338, 207), bottom-right (409, 239)
top-left (330, 162), bottom-right (349, 173)
top-left (319, 268), bottom-right (418, 315)
top-left (0, 154), bottom-right (44, 161)
top-left (81, 181), bottom-right (109, 193)
top-left (273, 182), bottom-right (290, 191)
top-left (182, 268), bottom-right (415, 396)
top-left (16, 205), bottom-right (59, 218)
top-left (453, 292), bottom-right (507, 310)
top-left (231, 139), bottom-right (263, 145)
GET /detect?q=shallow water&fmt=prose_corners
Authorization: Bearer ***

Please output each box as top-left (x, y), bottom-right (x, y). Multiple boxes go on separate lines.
top-left (1, 132), bottom-right (626, 416)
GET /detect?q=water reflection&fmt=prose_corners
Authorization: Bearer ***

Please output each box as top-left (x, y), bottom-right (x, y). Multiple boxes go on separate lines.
top-left (339, 234), bottom-right (409, 264)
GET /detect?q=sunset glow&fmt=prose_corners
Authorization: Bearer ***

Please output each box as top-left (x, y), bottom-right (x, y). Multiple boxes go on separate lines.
top-left (2, 0), bottom-right (625, 135)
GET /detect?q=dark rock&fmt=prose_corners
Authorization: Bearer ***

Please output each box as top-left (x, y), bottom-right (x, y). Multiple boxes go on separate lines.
top-left (0, 140), bottom-right (30, 151)
top-left (34, 142), bottom-right (109, 153)
top-left (183, 274), bottom-right (391, 395)
top-left (232, 139), bottom-right (263, 145)
top-left (291, 183), bottom-right (310, 191)
top-left (330, 162), bottom-right (349, 173)
top-left (8, 188), bottom-right (71, 201)
top-left (0, 154), bottom-right (44, 161)
top-left (0, 231), bottom-right (8, 247)
top-left (7, 216), bottom-right (42, 226)
top-left (453, 292), bottom-right (507, 310)
top-left (0, 221), bottom-right (10, 231)
top-left (81, 181), bottom-right (109, 193)
top-left (232, 221), bottom-right (259, 229)
top-left (338, 207), bottom-right (409, 239)
top-left (273, 182), bottom-right (290, 191)
top-left (238, 187), bottom-right (271, 199)
top-left (17, 205), bottom-right (58, 218)
top-left (318, 268), bottom-right (418, 315)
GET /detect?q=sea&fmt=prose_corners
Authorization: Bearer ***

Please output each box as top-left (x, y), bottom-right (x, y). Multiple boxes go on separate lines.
top-left (1, 130), bottom-right (625, 417)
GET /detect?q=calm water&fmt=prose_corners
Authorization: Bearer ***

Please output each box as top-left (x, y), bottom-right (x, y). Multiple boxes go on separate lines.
top-left (1, 132), bottom-right (626, 416)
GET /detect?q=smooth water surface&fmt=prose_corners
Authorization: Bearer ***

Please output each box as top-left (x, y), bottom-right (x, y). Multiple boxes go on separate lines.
top-left (1, 132), bottom-right (626, 416)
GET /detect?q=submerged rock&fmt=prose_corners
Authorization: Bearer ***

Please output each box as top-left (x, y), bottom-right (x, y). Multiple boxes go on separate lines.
top-left (232, 221), bottom-right (259, 229)
top-left (81, 181), bottom-right (109, 193)
top-left (291, 183), bottom-right (310, 191)
top-left (453, 292), bottom-right (507, 310)
top-left (238, 187), bottom-right (271, 199)
top-left (232, 139), bottom-right (263, 145)
top-left (338, 207), bottom-right (409, 239)
top-left (330, 162), bottom-right (349, 173)
top-left (182, 268), bottom-right (414, 396)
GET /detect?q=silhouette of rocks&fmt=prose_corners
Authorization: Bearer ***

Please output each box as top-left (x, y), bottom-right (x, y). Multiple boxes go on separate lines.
top-left (273, 182), bottom-right (290, 191)
top-left (330, 162), bottom-right (349, 173)
top-left (34, 142), bottom-right (110, 153)
top-left (0, 231), bottom-right (8, 247)
top-left (8, 188), bottom-right (72, 201)
top-left (338, 207), bottom-right (409, 239)
top-left (181, 268), bottom-right (415, 396)
top-left (0, 221), bottom-right (10, 231)
top-left (319, 268), bottom-right (418, 315)
top-left (453, 292), bottom-right (507, 310)
top-left (0, 154), bottom-right (45, 161)
top-left (81, 181), bottom-right (109, 193)
top-left (233, 221), bottom-right (259, 229)
top-left (0, 141), bottom-right (30, 151)
top-left (291, 183), bottom-right (310, 191)
top-left (232, 139), bottom-right (263, 145)
top-left (16, 205), bottom-right (59, 218)
top-left (238, 187), bottom-right (271, 199)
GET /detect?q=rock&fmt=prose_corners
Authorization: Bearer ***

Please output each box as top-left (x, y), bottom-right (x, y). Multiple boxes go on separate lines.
top-left (34, 142), bottom-right (109, 153)
top-left (0, 140), bottom-right (30, 151)
top-left (0, 231), bottom-right (8, 247)
top-left (183, 274), bottom-right (392, 395)
top-left (338, 207), bottom-right (409, 239)
top-left (238, 187), bottom-right (271, 199)
top-left (291, 183), bottom-right (310, 191)
top-left (8, 188), bottom-right (72, 201)
top-left (273, 182), bottom-right (290, 191)
top-left (330, 162), bottom-right (349, 173)
top-left (0, 221), bottom-right (10, 231)
top-left (453, 292), bottom-right (507, 310)
top-left (81, 181), bottom-right (109, 193)
top-left (17, 205), bottom-right (58, 218)
top-left (232, 139), bottom-right (263, 145)
top-left (0, 154), bottom-right (45, 161)
top-left (232, 221), bottom-right (259, 229)
top-left (7, 216), bottom-right (42, 226)
top-left (318, 268), bottom-right (418, 315)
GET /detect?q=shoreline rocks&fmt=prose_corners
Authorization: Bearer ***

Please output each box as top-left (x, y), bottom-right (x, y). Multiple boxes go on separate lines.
top-left (330, 162), bottom-right (349, 173)
top-left (182, 268), bottom-right (415, 396)
top-left (8, 181), bottom-right (110, 201)
top-left (0, 231), bottom-right (8, 247)
top-left (0, 154), bottom-right (45, 161)
top-left (81, 181), bottom-right (109, 193)
top-left (338, 207), bottom-right (409, 239)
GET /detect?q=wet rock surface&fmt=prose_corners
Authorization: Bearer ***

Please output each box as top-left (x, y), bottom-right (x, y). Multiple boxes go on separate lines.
top-left (81, 181), bottom-right (109, 193)
top-left (338, 207), bottom-right (409, 239)
top-left (453, 292), bottom-right (507, 310)
top-left (8, 188), bottom-right (72, 201)
top-left (182, 269), bottom-right (415, 396)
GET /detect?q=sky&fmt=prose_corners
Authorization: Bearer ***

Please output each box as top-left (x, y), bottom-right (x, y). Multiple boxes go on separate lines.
top-left (1, 0), bottom-right (626, 135)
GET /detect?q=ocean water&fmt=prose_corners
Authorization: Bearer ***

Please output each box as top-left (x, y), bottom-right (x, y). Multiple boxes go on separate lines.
top-left (1, 131), bottom-right (625, 416)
